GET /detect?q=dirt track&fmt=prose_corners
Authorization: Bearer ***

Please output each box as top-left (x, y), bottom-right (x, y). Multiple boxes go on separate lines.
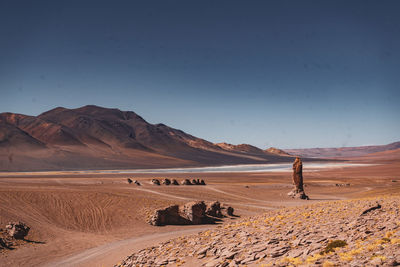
top-left (47, 226), bottom-right (214, 267)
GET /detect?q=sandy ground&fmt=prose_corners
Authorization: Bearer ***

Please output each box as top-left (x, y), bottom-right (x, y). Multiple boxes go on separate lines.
top-left (0, 156), bottom-right (399, 267)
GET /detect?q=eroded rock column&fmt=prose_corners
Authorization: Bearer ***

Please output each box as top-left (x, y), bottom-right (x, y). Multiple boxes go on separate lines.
top-left (288, 157), bottom-right (309, 200)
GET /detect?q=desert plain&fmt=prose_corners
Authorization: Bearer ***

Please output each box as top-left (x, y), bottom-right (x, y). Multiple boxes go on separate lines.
top-left (1, 149), bottom-right (399, 267)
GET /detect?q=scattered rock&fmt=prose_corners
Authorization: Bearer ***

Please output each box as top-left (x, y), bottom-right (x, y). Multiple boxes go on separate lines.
top-left (0, 237), bottom-right (11, 249)
top-left (227, 206), bottom-right (234, 216)
top-left (321, 240), bottom-right (347, 254)
top-left (181, 179), bottom-right (192, 185)
top-left (118, 196), bottom-right (400, 267)
top-left (5, 222), bottom-right (30, 240)
top-left (151, 179), bottom-right (160, 185)
top-left (134, 180), bottom-right (141, 186)
top-left (162, 178), bottom-right (171, 185)
top-left (388, 259), bottom-right (400, 266)
top-left (206, 201), bottom-right (222, 217)
top-left (171, 179), bottom-right (179, 185)
top-left (200, 179), bottom-right (206, 185)
top-left (335, 183), bottom-right (351, 187)
top-left (127, 178), bottom-right (133, 184)
top-left (360, 202), bottom-right (381, 216)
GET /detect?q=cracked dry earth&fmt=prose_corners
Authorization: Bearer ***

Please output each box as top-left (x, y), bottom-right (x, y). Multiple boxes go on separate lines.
top-left (115, 195), bottom-right (400, 267)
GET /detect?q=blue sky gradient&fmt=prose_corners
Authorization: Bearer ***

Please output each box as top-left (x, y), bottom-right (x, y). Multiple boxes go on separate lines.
top-left (1, 1), bottom-right (399, 148)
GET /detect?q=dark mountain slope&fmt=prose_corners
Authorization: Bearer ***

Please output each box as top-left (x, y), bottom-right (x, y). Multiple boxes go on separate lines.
top-left (0, 105), bottom-right (292, 171)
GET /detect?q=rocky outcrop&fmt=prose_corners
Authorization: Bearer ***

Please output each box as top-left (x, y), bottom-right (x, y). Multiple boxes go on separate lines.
top-left (181, 201), bottom-right (207, 224)
top-left (206, 201), bottom-right (222, 217)
top-left (149, 205), bottom-right (188, 226)
top-left (335, 183), bottom-right (350, 187)
top-left (181, 179), bottom-right (206, 185)
top-left (5, 222), bottom-right (30, 239)
top-left (117, 196), bottom-right (400, 267)
top-left (227, 206), bottom-right (234, 216)
top-left (287, 157), bottom-right (309, 200)
top-left (149, 202), bottom-right (208, 226)
top-left (181, 179), bottom-right (192, 185)
top-left (162, 178), bottom-right (171, 185)
top-left (151, 179), bottom-right (160, 185)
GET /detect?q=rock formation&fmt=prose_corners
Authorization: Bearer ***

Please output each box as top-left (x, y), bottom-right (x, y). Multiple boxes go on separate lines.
top-left (5, 222), bottom-right (30, 239)
top-left (162, 178), bottom-right (171, 185)
top-left (287, 157), bottom-right (309, 200)
top-left (181, 179), bottom-right (192, 185)
top-left (227, 206), bottom-right (234, 216)
top-left (149, 202), bottom-right (208, 226)
top-left (181, 201), bottom-right (207, 224)
top-left (151, 179), bottom-right (160, 185)
top-left (206, 201), bottom-right (222, 217)
top-left (149, 205), bottom-right (188, 226)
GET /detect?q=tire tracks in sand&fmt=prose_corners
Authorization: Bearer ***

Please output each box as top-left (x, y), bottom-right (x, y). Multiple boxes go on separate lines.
top-left (47, 187), bottom-right (276, 266)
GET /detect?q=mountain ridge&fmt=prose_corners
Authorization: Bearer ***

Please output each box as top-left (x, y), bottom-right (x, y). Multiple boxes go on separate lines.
top-left (0, 105), bottom-right (291, 171)
top-left (284, 141), bottom-right (400, 158)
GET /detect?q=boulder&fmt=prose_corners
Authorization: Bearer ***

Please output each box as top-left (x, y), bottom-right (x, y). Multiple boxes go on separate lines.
top-left (127, 178), bottom-right (133, 184)
top-left (149, 205), bottom-right (188, 226)
top-left (192, 179), bottom-right (199, 185)
top-left (134, 180), bottom-right (141, 186)
top-left (151, 179), bottom-right (160, 185)
top-left (206, 201), bottom-right (222, 217)
top-left (199, 179), bottom-right (206, 185)
top-left (149, 201), bottom-right (233, 226)
top-left (162, 178), bottom-right (171, 185)
top-left (171, 179), bottom-right (179, 185)
top-left (5, 222), bottom-right (30, 239)
top-left (181, 201), bottom-right (207, 224)
top-left (0, 238), bottom-right (11, 249)
top-left (227, 206), bottom-right (234, 216)
top-left (181, 179), bottom-right (192, 185)
top-left (288, 157), bottom-right (309, 200)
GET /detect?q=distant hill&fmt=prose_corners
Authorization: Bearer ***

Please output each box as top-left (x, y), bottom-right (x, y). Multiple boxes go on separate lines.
top-left (265, 147), bottom-right (292, 156)
top-left (284, 142), bottom-right (400, 158)
top-left (0, 105), bottom-right (293, 171)
top-left (216, 142), bottom-right (265, 154)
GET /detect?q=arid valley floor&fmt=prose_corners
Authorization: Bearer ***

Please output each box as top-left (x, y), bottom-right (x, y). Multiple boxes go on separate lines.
top-left (0, 152), bottom-right (399, 267)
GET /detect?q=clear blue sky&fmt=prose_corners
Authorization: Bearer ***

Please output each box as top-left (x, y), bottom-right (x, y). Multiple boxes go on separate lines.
top-left (1, 1), bottom-right (399, 149)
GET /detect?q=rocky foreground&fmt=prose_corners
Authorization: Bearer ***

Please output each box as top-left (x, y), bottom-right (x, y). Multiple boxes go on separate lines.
top-left (115, 195), bottom-right (400, 267)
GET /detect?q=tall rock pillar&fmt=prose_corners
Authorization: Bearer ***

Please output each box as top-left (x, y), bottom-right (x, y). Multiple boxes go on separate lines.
top-left (288, 157), bottom-right (309, 200)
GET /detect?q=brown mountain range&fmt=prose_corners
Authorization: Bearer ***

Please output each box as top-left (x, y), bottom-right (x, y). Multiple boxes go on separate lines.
top-left (0, 105), bottom-right (291, 171)
top-left (285, 142), bottom-right (400, 158)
